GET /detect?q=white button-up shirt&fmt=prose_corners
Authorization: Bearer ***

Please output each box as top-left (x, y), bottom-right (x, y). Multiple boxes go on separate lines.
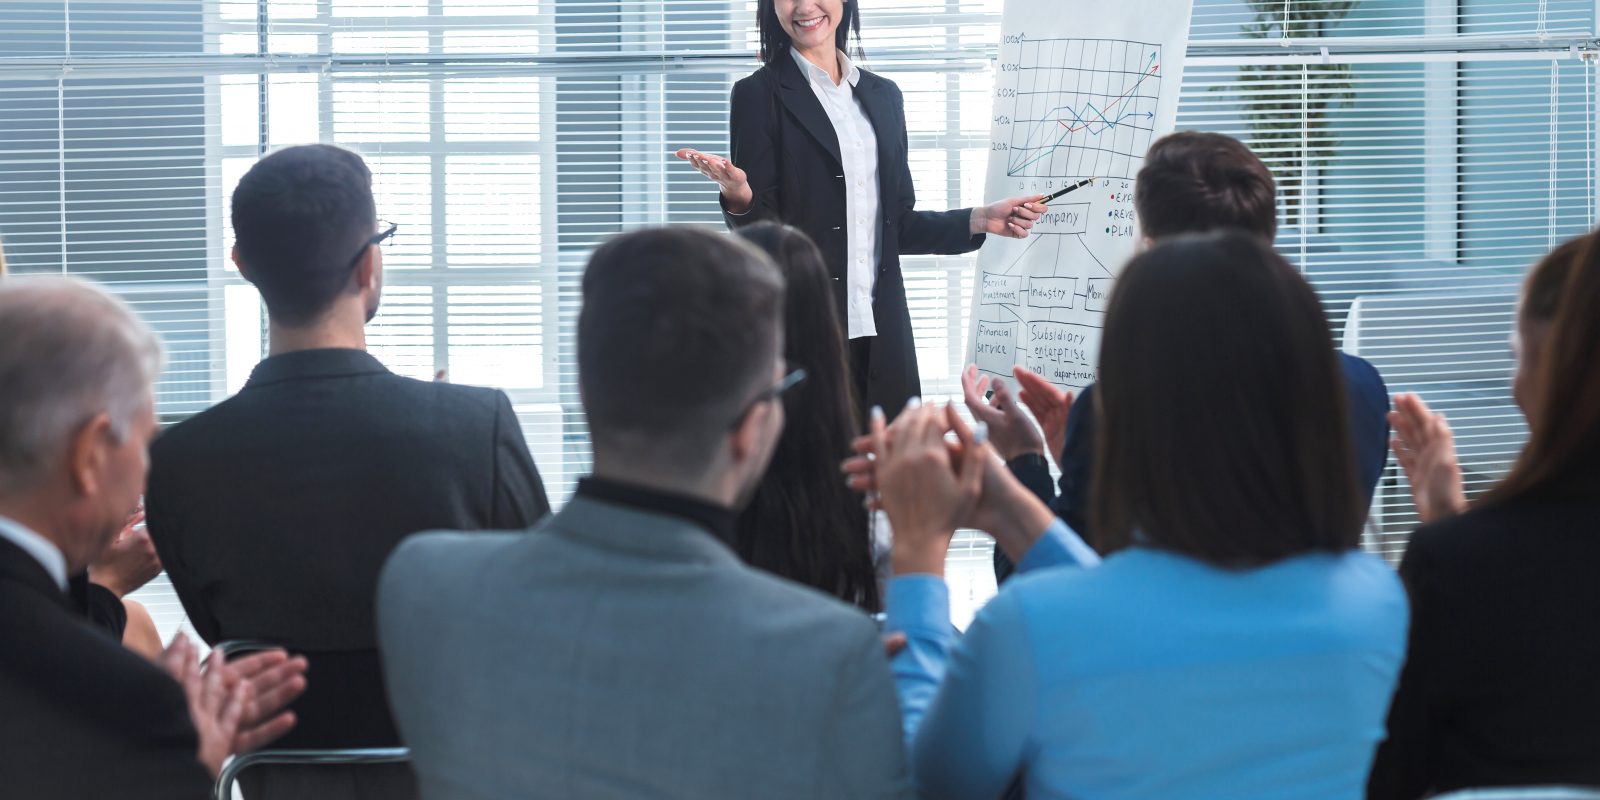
top-left (0, 514), bottom-right (68, 591)
top-left (792, 47), bottom-right (881, 339)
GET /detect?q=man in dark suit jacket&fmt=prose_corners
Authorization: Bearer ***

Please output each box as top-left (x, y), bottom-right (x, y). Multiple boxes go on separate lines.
top-left (0, 278), bottom-right (305, 799)
top-left (970, 132), bottom-right (1392, 581)
top-left (146, 145), bottom-right (550, 798)
top-left (0, 537), bottom-right (211, 800)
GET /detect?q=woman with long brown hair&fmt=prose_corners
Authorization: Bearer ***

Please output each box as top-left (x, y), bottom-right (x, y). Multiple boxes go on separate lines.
top-left (1369, 231), bottom-right (1600, 797)
top-left (867, 232), bottom-right (1407, 799)
top-left (734, 222), bottom-right (881, 611)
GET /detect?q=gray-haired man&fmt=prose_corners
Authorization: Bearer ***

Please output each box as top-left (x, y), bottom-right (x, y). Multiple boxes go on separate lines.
top-left (0, 277), bottom-right (306, 799)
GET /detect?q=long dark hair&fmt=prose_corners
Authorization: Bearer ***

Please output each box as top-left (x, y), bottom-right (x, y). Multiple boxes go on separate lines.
top-left (757, 0), bottom-right (864, 64)
top-left (1483, 229), bottom-right (1600, 504)
top-left (734, 223), bottom-right (880, 612)
top-left (1093, 231), bottom-right (1364, 566)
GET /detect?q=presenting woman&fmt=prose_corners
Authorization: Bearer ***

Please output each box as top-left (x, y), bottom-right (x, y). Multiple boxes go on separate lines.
top-left (676, 0), bottom-right (1045, 416)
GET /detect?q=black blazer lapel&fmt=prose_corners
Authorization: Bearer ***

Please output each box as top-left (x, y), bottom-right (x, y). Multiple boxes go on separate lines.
top-left (773, 54), bottom-right (843, 168)
top-left (853, 74), bottom-right (900, 209)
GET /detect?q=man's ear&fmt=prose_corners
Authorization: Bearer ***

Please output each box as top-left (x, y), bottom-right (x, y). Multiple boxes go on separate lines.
top-left (728, 401), bottom-right (772, 465)
top-left (231, 246), bottom-right (253, 283)
top-left (352, 244), bottom-right (379, 293)
top-left (66, 413), bottom-right (114, 498)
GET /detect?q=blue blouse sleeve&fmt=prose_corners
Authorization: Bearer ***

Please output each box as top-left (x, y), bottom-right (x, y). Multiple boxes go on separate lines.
top-left (1019, 519), bottom-right (1102, 572)
top-left (884, 520), bottom-right (1094, 795)
top-left (886, 580), bottom-right (1039, 799)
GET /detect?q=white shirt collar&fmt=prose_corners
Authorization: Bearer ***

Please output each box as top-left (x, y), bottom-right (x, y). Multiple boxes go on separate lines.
top-left (790, 46), bottom-right (861, 89)
top-left (0, 515), bottom-right (68, 591)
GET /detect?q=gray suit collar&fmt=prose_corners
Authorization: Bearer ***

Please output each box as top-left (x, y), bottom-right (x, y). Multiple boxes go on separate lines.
top-left (545, 496), bottom-right (742, 566)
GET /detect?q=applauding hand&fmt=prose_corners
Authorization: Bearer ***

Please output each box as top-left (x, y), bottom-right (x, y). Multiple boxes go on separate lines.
top-left (1012, 367), bottom-right (1074, 468)
top-left (960, 364), bottom-right (1044, 461)
top-left (846, 402), bottom-right (1060, 566)
top-left (876, 403), bottom-right (986, 576)
top-left (160, 635), bottom-right (250, 778)
top-left (225, 648), bottom-right (309, 753)
top-left (89, 503), bottom-right (161, 598)
top-left (1390, 392), bottom-right (1467, 523)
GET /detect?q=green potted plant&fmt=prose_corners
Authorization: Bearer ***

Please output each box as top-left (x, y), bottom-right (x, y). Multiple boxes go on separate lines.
top-left (1231, 0), bottom-right (1359, 227)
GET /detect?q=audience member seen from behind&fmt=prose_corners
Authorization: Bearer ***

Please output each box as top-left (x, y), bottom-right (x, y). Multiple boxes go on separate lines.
top-left (869, 232), bottom-right (1407, 799)
top-left (1368, 231), bottom-right (1600, 798)
top-left (0, 278), bottom-right (306, 799)
top-left (0, 235), bottom-right (166, 659)
top-left (734, 222), bottom-right (882, 610)
top-left (961, 131), bottom-right (1391, 583)
top-left (378, 227), bottom-right (911, 800)
top-left (144, 144), bottom-right (551, 800)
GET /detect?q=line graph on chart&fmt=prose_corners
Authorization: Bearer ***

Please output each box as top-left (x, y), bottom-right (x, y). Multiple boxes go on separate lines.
top-left (1003, 38), bottom-right (1163, 181)
top-left (970, 26), bottom-right (1186, 391)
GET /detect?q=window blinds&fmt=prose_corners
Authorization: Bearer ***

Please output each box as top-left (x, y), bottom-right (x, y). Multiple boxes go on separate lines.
top-left (0, 0), bottom-right (1594, 636)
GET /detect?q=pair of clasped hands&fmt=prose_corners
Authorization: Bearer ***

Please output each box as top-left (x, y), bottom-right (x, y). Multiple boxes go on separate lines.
top-left (840, 364), bottom-right (1076, 581)
top-left (673, 149), bottom-right (1050, 238)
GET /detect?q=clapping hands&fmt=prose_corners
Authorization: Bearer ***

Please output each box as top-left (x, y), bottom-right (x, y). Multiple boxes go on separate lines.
top-left (843, 397), bottom-right (1059, 570)
top-left (1390, 393), bottom-right (1467, 523)
top-left (159, 635), bottom-right (308, 778)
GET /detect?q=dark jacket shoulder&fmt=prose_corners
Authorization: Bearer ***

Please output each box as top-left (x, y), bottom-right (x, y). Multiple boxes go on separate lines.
top-left (0, 543), bottom-right (208, 798)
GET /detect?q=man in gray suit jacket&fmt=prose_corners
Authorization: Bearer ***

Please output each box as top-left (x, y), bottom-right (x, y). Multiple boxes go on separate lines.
top-left (378, 226), bottom-right (911, 799)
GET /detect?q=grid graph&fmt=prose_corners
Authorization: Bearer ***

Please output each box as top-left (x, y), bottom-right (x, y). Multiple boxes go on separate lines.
top-left (1005, 38), bottom-right (1163, 180)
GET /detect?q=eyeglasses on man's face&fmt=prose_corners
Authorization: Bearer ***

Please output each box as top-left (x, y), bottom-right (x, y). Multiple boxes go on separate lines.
top-left (729, 366), bottom-right (807, 431)
top-left (346, 219), bottom-right (398, 272)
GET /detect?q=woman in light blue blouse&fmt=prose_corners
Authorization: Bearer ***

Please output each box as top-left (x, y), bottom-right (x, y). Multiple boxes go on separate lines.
top-left (867, 232), bottom-right (1409, 800)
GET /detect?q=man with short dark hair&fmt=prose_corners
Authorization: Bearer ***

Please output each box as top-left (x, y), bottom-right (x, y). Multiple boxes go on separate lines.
top-left (146, 144), bottom-right (551, 799)
top-left (378, 227), bottom-right (911, 800)
top-left (965, 131), bottom-right (1390, 580)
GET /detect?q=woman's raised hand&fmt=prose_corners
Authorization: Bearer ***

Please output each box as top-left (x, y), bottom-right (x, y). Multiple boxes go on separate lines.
top-left (674, 149), bottom-right (754, 213)
top-left (1390, 392), bottom-right (1467, 523)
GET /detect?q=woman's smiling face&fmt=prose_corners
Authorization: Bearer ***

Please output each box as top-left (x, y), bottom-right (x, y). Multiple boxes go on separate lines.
top-left (775, 0), bottom-right (844, 55)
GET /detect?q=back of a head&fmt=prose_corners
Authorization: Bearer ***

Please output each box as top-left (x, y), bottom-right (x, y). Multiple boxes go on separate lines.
top-left (232, 144), bottom-right (376, 327)
top-left (733, 223), bottom-right (877, 610)
top-left (1520, 235), bottom-right (1584, 325)
top-left (0, 278), bottom-right (163, 495)
top-left (1093, 231), bottom-right (1361, 565)
top-left (579, 227), bottom-right (785, 473)
top-left (1490, 229), bottom-right (1600, 503)
top-left (1134, 131), bottom-right (1278, 243)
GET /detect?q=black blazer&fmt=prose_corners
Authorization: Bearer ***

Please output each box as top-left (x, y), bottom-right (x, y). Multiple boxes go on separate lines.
top-left (723, 51), bottom-right (985, 414)
top-left (1368, 468), bottom-right (1600, 799)
top-left (146, 348), bottom-right (551, 749)
top-left (0, 538), bottom-right (211, 799)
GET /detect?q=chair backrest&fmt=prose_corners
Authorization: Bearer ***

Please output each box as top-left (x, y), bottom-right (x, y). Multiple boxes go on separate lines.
top-left (213, 748), bottom-right (411, 800)
top-left (1432, 788), bottom-right (1600, 800)
top-left (209, 641), bottom-right (411, 800)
